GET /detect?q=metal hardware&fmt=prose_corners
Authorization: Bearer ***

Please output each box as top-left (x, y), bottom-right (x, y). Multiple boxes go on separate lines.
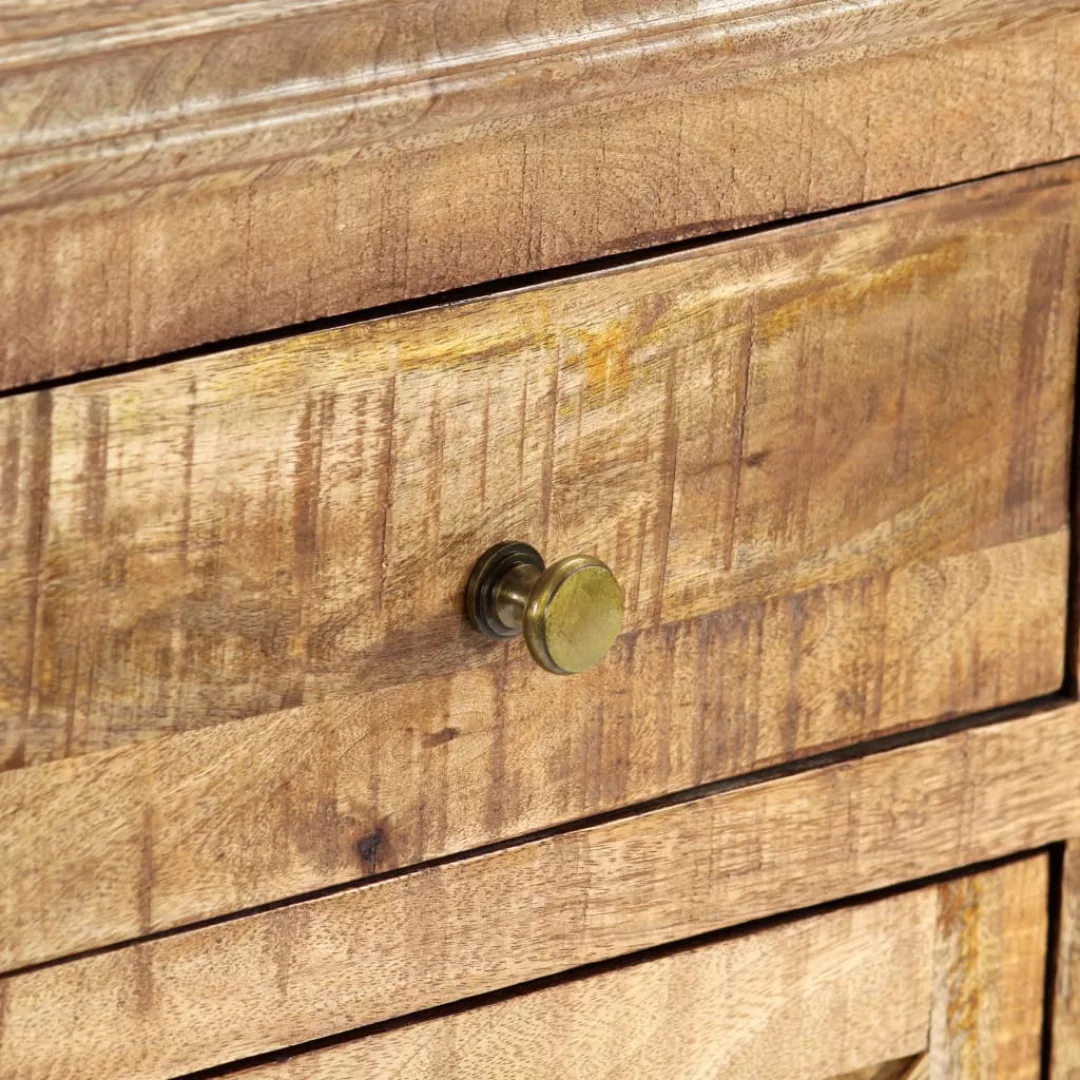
top-left (465, 541), bottom-right (624, 674)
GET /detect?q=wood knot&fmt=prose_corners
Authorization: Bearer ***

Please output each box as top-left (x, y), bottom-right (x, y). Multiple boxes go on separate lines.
top-left (355, 827), bottom-right (387, 874)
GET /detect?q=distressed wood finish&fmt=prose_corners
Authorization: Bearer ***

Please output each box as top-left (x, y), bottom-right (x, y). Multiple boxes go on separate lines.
top-left (931, 857), bottom-right (1048, 1079)
top-left (1, 1), bottom-right (1080, 385)
top-left (1054, 840), bottom-right (1080, 1079)
top-left (228, 888), bottom-right (939, 1080)
top-left (1, 163), bottom-right (1075, 772)
top-left (210, 860), bottom-right (1050, 1079)
top-left (0, 703), bottom-right (1076, 1079)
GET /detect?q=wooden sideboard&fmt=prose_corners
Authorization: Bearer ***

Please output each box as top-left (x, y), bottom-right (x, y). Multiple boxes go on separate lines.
top-left (1, 2), bottom-right (1080, 1078)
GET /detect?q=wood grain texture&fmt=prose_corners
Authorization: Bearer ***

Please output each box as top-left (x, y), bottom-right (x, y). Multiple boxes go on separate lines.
top-left (214, 860), bottom-right (1048, 1079)
top-left (0, 166), bottom-right (1075, 972)
top-left (1, 162), bottom-right (1074, 771)
top-left (226, 889), bottom-right (938, 1080)
top-left (0, 703), bottom-right (1077, 1079)
top-left (1054, 841), bottom-right (1080, 1079)
top-left (932, 857), bottom-right (1048, 1079)
top-left (1, 1), bottom-right (1079, 385)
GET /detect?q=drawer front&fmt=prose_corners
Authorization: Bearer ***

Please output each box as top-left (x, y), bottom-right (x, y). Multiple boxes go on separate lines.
top-left (221, 858), bottom-right (1047, 1080)
top-left (1, 164), bottom-right (1078, 971)
top-left (3, 844), bottom-right (1049, 1079)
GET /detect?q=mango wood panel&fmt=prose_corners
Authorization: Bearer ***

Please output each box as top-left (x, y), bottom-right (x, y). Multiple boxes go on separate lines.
top-left (214, 859), bottom-right (1049, 1080)
top-left (1, 3), bottom-right (1079, 386)
top-left (1054, 841), bottom-right (1080, 1079)
top-left (228, 889), bottom-right (939, 1080)
top-left (0, 704), bottom-right (1076, 1079)
top-left (1, 162), bottom-right (1075, 775)
top-left (0, 531), bottom-right (1065, 973)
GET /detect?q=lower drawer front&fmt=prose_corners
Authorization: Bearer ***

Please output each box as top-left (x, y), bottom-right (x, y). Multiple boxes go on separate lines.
top-left (224, 858), bottom-right (1051, 1080)
top-left (4, 704), bottom-right (1078, 1079)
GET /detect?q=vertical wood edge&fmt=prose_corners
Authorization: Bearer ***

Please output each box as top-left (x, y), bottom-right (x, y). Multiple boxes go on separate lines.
top-left (1052, 841), bottom-right (1080, 1078)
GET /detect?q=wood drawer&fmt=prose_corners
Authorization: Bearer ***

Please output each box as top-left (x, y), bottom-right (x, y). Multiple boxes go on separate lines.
top-left (1, 163), bottom-right (1078, 973)
top-left (220, 857), bottom-right (1049, 1080)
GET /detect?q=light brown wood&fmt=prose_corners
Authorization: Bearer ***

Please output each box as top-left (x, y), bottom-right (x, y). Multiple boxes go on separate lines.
top-left (1, 164), bottom-right (1076, 972)
top-left (0, 703), bottom-right (1076, 1079)
top-left (932, 857), bottom-right (1048, 1079)
top-left (0, 2), bottom-right (1079, 385)
top-left (1054, 840), bottom-right (1080, 1079)
top-left (219, 859), bottom-right (1048, 1079)
top-left (227, 889), bottom-right (939, 1080)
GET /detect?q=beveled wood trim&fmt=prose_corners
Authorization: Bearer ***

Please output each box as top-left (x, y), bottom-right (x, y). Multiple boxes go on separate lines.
top-left (931, 858), bottom-right (1048, 1078)
top-left (1, 5), bottom-right (1079, 387)
top-left (834, 1059), bottom-right (928, 1080)
top-left (0, 0), bottom-right (1063, 211)
top-left (0, 702), bottom-right (1077, 1078)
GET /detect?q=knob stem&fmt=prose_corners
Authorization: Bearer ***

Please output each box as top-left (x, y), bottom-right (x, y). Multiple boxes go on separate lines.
top-left (465, 541), bottom-right (546, 640)
top-left (494, 561), bottom-right (542, 632)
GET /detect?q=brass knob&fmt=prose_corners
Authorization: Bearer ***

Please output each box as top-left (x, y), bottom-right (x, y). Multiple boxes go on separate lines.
top-left (465, 541), bottom-right (624, 674)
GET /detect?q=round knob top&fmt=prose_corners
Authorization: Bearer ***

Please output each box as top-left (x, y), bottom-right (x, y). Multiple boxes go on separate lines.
top-left (524, 556), bottom-right (624, 675)
top-left (465, 542), bottom-right (624, 675)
